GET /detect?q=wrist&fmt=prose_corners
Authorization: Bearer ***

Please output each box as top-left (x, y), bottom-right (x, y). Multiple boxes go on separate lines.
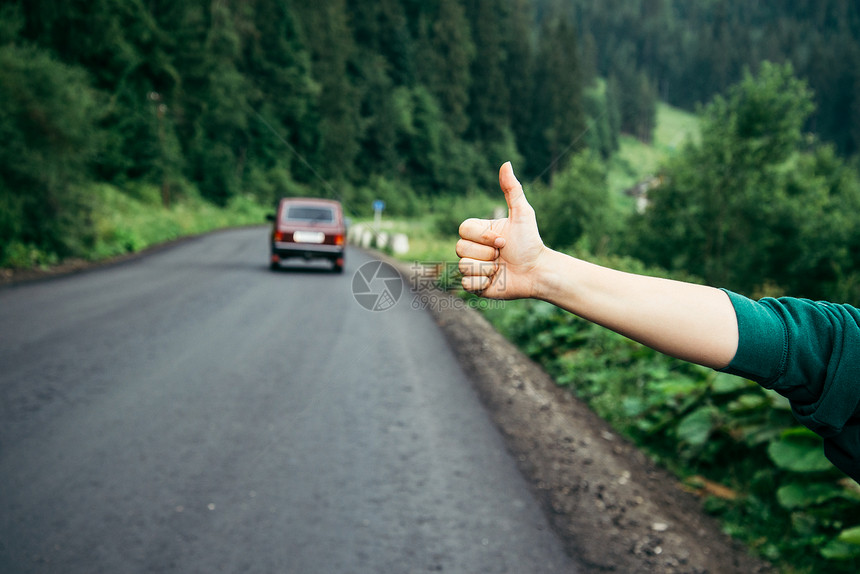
top-left (529, 247), bottom-right (567, 302)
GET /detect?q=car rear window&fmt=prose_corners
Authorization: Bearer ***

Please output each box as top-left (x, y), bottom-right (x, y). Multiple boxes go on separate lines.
top-left (284, 205), bottom-right (335, 223)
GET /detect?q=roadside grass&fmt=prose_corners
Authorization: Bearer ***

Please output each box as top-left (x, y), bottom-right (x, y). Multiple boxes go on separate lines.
top-left (367, 216), bottom-right (458, 264)
top-left (1, 182), bottom-right (268, 270)
top-left (86, 182), bottom-right (268, 260)
top-left (607, 102), bottom-right (699, 207)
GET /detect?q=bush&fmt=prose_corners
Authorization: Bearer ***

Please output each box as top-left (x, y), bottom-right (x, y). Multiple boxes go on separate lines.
top-left (529, 152), bottom-right (617, 253)
top-left (0, 43), bottom-right (103, 260)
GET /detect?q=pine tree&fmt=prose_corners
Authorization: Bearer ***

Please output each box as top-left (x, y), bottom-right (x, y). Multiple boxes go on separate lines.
top-left (465, 0), bottom-right (509, 144)
top-left (242, 0), bottom-right (318, 196)
top-left (426, 0), bottom-right (474, 137)
top-left (526, 14), bottom-right (585, 183)
top-left (291, 0), bottom-right (361, 182)
top-left (505, 0), bottom-right (536, 160)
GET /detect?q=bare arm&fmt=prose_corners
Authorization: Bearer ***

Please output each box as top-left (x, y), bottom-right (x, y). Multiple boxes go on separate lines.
top-left (457, 162), bottom-right (739, 370)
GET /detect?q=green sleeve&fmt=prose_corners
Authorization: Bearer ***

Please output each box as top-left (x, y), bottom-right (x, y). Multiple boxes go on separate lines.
top-left (720, 290), bottom-right (860, 482)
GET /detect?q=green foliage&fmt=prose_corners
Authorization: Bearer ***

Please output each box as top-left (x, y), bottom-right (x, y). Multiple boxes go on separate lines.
top-left (565, 0), bottom-right (860, 156)
top-left (351, 176), bottom-right (420, 218)
top-left (4, 0), bottom-right (860, 278)
top-left (768, 428), bottom-right (834, 474)
top-left (609, 63), bottom-right (657, 144)
top-left (430, 192), bottom-right (502, 238)
top-left (582, 80), bottom-right (620, 159)
top-left (464, 0), bottom-right (509, 145)
top-left (524, 12), bottom-right (587, 183)
top-left (84, 182), bottom-right (267, 260)
top-left (0, 42), bottom-right (103, 262)
top-left (630, 62), bottom-right (860, 301)
top-left (529, 152), bottom-right (615, 252)
top-left (480, 279), bottom-right (860, 572)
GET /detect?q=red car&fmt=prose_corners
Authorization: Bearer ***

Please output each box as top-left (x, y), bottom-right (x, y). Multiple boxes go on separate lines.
top-left (267, 198), bottom-right (346, 273)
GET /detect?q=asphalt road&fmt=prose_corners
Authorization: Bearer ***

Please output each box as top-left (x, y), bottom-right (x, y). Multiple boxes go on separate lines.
top-left (0, 228), bottom-right (578, 573)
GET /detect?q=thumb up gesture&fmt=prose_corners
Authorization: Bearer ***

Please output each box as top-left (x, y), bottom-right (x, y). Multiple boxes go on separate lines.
top-left (456, 162), bottom-right (548, 300)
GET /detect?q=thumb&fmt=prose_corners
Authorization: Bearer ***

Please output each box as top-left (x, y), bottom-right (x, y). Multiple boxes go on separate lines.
top-left (499, 162), bottom-right (530, 217)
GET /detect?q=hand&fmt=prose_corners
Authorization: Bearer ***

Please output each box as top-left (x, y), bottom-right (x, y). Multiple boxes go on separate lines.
top-left (456, 162), bottom-right (547, 300)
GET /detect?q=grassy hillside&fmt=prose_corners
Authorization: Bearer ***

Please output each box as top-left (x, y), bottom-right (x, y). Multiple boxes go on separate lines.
top-left (2, 183), bottom-right (267, 270)
top-left (607, 103), bottom-right (700, 203)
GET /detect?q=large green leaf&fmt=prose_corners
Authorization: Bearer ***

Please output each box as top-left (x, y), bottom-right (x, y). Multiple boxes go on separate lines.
top-left (767, 436), bottom-right (833, 473)
top-left (776, 482), bottom-right (843, 509)
top-left (710, 372), bottom-right (751, 394)
top-left (677, 406), bottom-right (717, 446)
top-left (821, 539), bottom-right (860, 560)
top-left (837, 525), bottom-right (860, 546)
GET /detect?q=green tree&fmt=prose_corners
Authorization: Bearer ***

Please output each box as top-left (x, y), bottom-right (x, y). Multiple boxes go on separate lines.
top-left (566, 0), bottom-right (860, 157)
top-left (20, 0), bottom-right (180, 186)
top-left (348, 0), bottom-right (414, 87)
top-left (187, 0), bottom-right (250, 205)
top-left (505, 0), bottom-right (536, 159)
top-left (630, 62), bottom-right (860, 300)
top-left (423, 0), bottom-right (474, 137)
top-left (241, 0), bottom-right (317, 202)
top-left (0, 43), bottom-right (103, 263)
top-left (525, 13), bottom-right (585, 183)
top-left (607, 43), bottom-right (657, 143)
top-left (530, 152), bottom-right (612, 251)
top-left (769, 145), bottom-right (860, 301)
top-left (582, 81), bottom-right (619, 159)
top-left (465, 0), bottom-right (509, 145)
top-left (292, 0), bottom-right (361, 183)
top-left (348, 0), bottom-right (416, 180)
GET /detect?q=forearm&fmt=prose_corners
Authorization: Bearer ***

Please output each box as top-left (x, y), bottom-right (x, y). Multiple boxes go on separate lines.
top-left (532, 248), bottom-right (739, 369)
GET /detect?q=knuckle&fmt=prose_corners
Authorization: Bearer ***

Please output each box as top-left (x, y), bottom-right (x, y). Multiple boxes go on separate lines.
top-left (455, 238), bottom-right (469, 257)
top-left (458, 218), bottom-right (479, 238)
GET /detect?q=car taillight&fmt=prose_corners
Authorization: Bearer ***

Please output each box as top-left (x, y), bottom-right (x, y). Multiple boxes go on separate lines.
top-left (274, 230), bottom-right (289, 242)
top-left (335, 234), bottom-right (344, 246)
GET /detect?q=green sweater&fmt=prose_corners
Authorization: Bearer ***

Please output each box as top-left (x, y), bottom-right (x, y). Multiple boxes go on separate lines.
top-left (721, 290), bottom-right (860, 482)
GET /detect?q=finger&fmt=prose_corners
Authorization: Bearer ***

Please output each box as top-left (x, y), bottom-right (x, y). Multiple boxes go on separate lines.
top-left (459, 257), bottom-right (497, 277)
top-left (461, 274), bottom-right (490, 293)
top-left (459, 218), bottom-right (506, 248)
top-left (499, 162), bottom-right (529, 217)
top-left (456, 238), bottom-right (499, 262)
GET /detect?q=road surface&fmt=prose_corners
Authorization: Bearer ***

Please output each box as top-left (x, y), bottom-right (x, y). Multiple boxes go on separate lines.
top-left (0, 228), bottom-right (578, 573)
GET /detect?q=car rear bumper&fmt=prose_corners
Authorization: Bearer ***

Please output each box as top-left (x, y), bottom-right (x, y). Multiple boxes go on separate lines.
top-left (272, 241), bottom-right (344, 259)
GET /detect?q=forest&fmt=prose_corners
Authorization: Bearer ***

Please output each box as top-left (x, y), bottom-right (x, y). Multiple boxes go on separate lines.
top-left (2, 0), bottom-right (860, 301)
top-left (2, 0), bottom-right (860, 302)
